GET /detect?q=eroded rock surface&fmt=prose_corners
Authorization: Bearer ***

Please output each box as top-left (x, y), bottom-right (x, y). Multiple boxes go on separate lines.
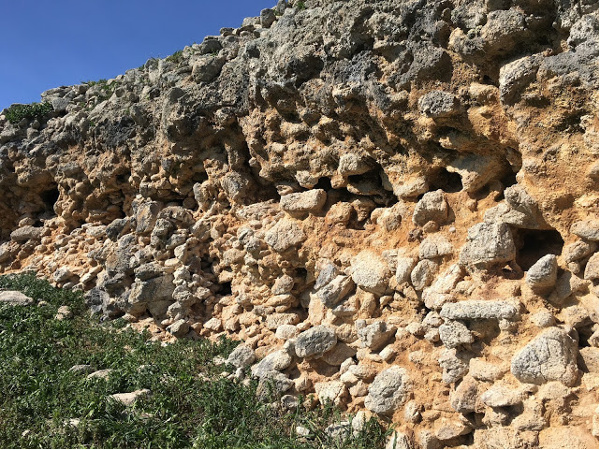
top-left (0, 0), bottom-right (597, 447)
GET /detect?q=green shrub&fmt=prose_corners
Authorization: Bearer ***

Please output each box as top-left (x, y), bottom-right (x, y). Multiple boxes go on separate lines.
top-left (4, 102), bottom-right (53, 124)
top-left (296, 0), bottom-right (307, 10)
top-left (166, 50), bottom-right (184, 64)
top-left (0, 273), bottom-right (389, 448)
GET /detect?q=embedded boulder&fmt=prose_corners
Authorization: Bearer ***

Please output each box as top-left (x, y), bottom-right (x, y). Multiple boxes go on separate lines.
top-left (511, 327), bottom-right (580, 386)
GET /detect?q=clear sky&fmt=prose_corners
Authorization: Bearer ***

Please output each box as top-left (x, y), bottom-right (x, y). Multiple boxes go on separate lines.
top-left (0, 0), bottom-right (276, 109)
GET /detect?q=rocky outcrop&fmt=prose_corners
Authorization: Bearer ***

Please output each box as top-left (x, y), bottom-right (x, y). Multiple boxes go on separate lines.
top-left (0, 0), bottom-right (597, 447)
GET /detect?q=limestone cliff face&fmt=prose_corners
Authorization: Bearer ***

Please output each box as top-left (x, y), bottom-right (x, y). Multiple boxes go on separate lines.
top-left (0, 0), bottom-right (598, 447)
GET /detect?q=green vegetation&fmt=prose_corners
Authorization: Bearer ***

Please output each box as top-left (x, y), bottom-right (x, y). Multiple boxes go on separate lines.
top-left (296, 0), bottom-right (307, 10)
top-left (166, 50), bottom-right (184, 64)
top-left (81, 78), bottom-right (108, 87)
top-left (80, 79), bottom-right (117, 107)
top-left (4, 102), bottom-right (53, 124)
top-left (0, 273), bottom-right (389, 448)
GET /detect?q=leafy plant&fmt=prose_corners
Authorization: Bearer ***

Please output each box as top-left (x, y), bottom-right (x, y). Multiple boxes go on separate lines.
top-left (296, 0), bottom-right (307, 10)
top-left (0, 273), bottom-right (389, 448)
top-left (4, 102), bottom-right (53, 124)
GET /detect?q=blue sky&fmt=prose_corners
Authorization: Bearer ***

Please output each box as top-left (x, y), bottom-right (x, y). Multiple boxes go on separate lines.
top-left (0, 0), bottom-right (275, 109)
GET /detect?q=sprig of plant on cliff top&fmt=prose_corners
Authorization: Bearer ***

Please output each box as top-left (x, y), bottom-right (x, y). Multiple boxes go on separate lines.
top-left (166, 49), bottom-right (184, 64)
top-left (296, 0), bottom-right (307, 10)
top-left (4, 102), bottom-right (53, 124)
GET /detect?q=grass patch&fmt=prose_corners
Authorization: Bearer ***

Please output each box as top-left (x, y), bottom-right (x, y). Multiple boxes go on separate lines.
top-left (4, 102), bottom-right (53, 124)
top-left (0, 273), bottom-right (388, 448)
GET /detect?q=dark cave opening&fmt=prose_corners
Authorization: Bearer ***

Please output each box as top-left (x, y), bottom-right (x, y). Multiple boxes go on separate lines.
top-left (429, 167), bottom-right (463, 193)
top-left (40, 187), bottom-right (60, 213)
top-left (514, 228), bottom-right (564, 271)
top-left (219, 281), bottom-right (232, 296)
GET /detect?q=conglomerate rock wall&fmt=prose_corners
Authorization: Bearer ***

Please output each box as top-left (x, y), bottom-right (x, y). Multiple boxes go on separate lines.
top-left (0, 0), bottom-right (598, 447)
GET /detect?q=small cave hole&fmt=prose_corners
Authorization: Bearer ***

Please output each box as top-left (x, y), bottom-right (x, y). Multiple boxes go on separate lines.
top-left (219, 281), bottom-right (232, 296)
top-left (192, 171), bottom-right (208, 184)
top-left (429, 168), bottom-right (463, 193)
top-left (116, 172), bottom-right (131, 184)
top-left (501, 171), bottom-right (518, 189)
top-left (40, 187), bottom-right (60, 212)
top-left (482, 75), bottom-right (495, 85)
top-left (314, 177), bottom-right (333, 191)
top-left (514, 229), bottom-right (564, 271)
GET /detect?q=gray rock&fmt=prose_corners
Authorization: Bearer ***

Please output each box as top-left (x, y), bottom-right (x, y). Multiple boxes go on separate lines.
top-left (192, 56), bottom-right (226, 83)
top-left (412, 190), bottom-right (448, 226)
top-left (548, 271), bottom-right (585, 305)
top-left (396, 256), bottom-right (417, 284)
top-left (567, 14), bottom-right (598, 47)
top-left (411, 259), bottom-right (438, 291)
top-left (51, 97), bottom-right (70, 113)
top-left (109, 389), bottom-right (151, 406)
top-left (295, 325), bottom-right (337, 358)
top-left (134, 262), bottom-right (165, 281)
top-left (280, 189), bottom-right (327, 215)
top-left (134, 201), bottom-right (161, 234)
top-left (314, 259), bottom-right (340, 290)
top-left (584, 252), bottom-right (599, 280)
top-left (530, 310), bottom-right (556, 328)
top-left (315, 381), bottom-right (347, 407)
top-left (458, 222), bottom-right (516, 270)
top-left (53, 267), bottom-right (73, 284)
top-left (128, 274), bottom-right (174, 318)
top-left (227, 345), bottom-right (256, 369)
top-left (220, 171), bottom-right (251, 203)
top-left (468, 358), bottom-right (506, 381)
top-left (251, 350), bottom-right (292, 378)
top-left (197, 37), bottom-right (222, 55)
top-left (260, 8), bottom-right (277, 28)
top-left (256, 371), bottom-right (293, 397)
top-left (438, 348), bottom-right (470, 384)
top-left (350, 251), bottom-right (391, 295)
top-left (538, 41), bottom-right (599, 88)
top-left (264, 218), bottom-right (306, 252)
top-left (10, 226), bottom-right (43, 243)
top-left (0, 291), bottom-right (34, 306)
top-left (419, 235), bottom-right (453, 260)
top-left (439, 320), bottom-right (474, 348)
top-left (563, 240), bottom-right (597, 263)
top-left (357, 321), bottom-right (396, 351)
top-left (440, 300), bottom-right (519, 321)
top-left (451, 2), bottom-right (486, 29)
top-left (511, 327), bottom-right (580, 386)
top-left (499, 54), bottom-right (543, 104)
top-left (526, 254), bottom-right (558, 294)
top-left (434, 418), bottom-right (472, 441)
top-left (570, 219), bottom-right (599, 241)
top-left (481, 383), bottom-right (523, 407)
top-left (338, 153), bottom-right (374, 176)
top-left (166, 319), bottom-right (189, 337)
top-left (69, 364), bottom-right (94, 374)
top-left (272, 275), bottom-right (295, 295)
top-left (106, 218), bottom-right (130, 241)
top-left (450, 376), bottom-right (479, 413)
top-left (364, 366), bottom-right (410, 415)
top-left (55, 305), bottom-right (73, 320)
top-left (480, 8), bottom-right (527, 55)
top-left (418, 91), bottom-right (460, 119)
top-left (87, 369), bottom-right (113, 380)
top-left (316, 275), bottom-right (355, 308)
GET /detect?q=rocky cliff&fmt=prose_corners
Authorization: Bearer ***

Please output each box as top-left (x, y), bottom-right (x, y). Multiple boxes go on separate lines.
top-left (0, 0), bottom-right (598, 447)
